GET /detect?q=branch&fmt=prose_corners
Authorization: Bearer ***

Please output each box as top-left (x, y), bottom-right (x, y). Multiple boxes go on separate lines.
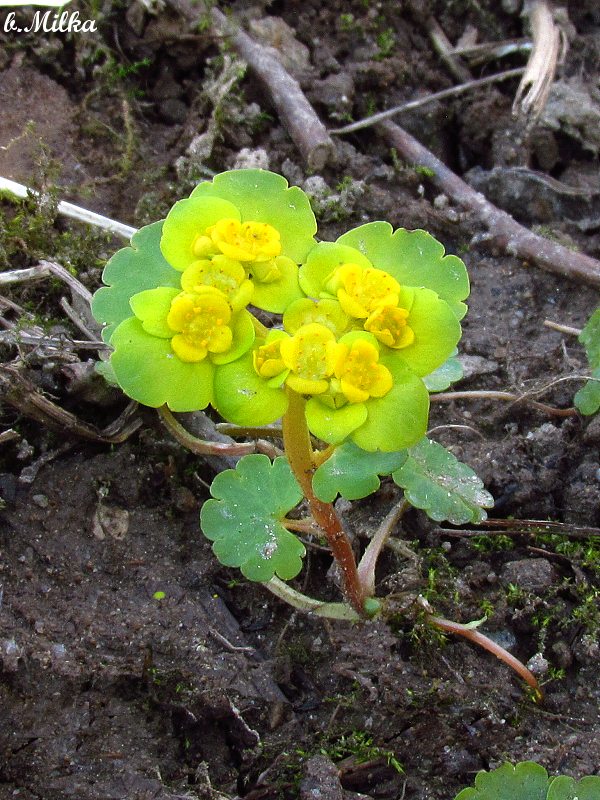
top-left (430, 389), bottom-right (578, 418)
top-left (164, 0), bottom-right (335, 170)
top-left (426, 612), bottom-right (542, 699)
top-left (378, 120), bottom-right (600, 288)
top-left (0, 364), bottom-right (140, 443)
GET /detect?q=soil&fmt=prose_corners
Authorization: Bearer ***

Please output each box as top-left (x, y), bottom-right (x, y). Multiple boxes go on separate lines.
top-left (1, 2), bottom-right (600, 799)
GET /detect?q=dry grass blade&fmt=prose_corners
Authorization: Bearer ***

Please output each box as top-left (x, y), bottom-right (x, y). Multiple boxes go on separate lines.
top-left (512, 0), bottom-right (570, 119)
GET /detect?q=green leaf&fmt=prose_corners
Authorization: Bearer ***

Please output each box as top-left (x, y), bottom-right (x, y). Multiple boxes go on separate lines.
top-left (393, 437), bottom-right (494, 524)
top-left (109, 317), bottom-right (214, 411)
top-left (95, 359), bottom-right (118, 386)
top-left (351, 356), bottom-right (430, 452)
top-left (574, 367), bottom-right (600, 415)
top-left (453, 762), bottom-right (549, 800)
top-left (423, 350), bottom-right (463, 392)
top-left (91, 222), bottom-right (181, 343)
top-left (312, 441), bottom-right (408, 502)
top-left (547, 775), bottom-right (600, 800)
top-left (305, 399), bottom-right (368, 445)
top-left (200, 455), bottom-right (305, 581)
top-left (130, 287), bottom-right (179, 338)
top-left (191, 169), bottom-right (317, 263)
top-left (251, 255), bottom-right (304, 313)
top-left (579, 307), bottom-right (600, 368)
top-left (337, 223), bottom-right (470, 319)
top-left (213, 350), bottom-right (289, 426)
top-left (393, 286), bottom-right (461, 376)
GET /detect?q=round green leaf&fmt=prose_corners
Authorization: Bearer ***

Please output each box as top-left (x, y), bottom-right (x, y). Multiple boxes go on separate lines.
top-left (337, 223), bottom-right (469, 320)
top-left (547, 775), bottom-right (600, 800)
top-left (305, 398), bottom-right (368, 445)
top-left (393, 286), bottom-right (462, 376)
top-left (191, 169), bottom-right (317, 263)
top-left (109, 317), bottom-right (214, 411)
top-left (92, 222), bottom-right (181, 343)
top-left (213, 350), bottom-right (289, 426)
top-left (200, 454), bottom-right (305, 582)
top-left (312, 441), bottom-right (408, 502)
top-left (574, 368), bottom-right (600, 415)
top-left (251, 256), bottom-right (304, 313)
top-left (454, 762), bottom-right (549, 800)
top-left (579, 307), bottom-right (600, 369)
top-left (350, 357), bottom-right (430, 452)
top-left (160, 195), bottom-right (241, 271)
top-left (393, 437), bottom-right (494, 525)
top-left (423, 349), bottom-right (463, 392)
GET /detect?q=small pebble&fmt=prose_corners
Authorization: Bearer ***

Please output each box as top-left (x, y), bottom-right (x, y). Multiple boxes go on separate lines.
top-left (527, 652), bottom-right (549, 676)
top-left (32, 494), bottom-right (49, 509)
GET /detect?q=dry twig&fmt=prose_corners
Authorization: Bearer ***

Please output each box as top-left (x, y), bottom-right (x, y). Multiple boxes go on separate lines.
top-left (0, 364), bottom-right (140, 443)
top-left (165, 0), bottom-right (335, 169)
top-left (378, 120), bottom-right (600, 288)
top-left (425, 16), bottom-right (472, 82)
top-left (0, 177), bottom-right (136, 239)
top-left (329, 68), bottom-right (524, 136)
top-left (430, 389), bottom-right (577, 418)
top-left (543, 319), bottom-right (582, 336)
top-left (0, 265), bottom-right (51, 286)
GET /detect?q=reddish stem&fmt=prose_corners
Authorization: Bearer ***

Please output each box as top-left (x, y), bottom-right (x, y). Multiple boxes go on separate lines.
top-left (427, 613), bottom-right (542, 699)
top-left (282, 388), bottom-right (367, 616)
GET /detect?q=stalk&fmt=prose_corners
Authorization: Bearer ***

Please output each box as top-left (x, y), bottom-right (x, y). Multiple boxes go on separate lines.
top-left (281, 388), bottom-right (367, 616)
top-left (426, 613), bottom-right (542, 699)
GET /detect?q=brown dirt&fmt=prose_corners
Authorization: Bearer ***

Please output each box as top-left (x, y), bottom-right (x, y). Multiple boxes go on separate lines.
top-left (1, 2), bottom-right (600, 799)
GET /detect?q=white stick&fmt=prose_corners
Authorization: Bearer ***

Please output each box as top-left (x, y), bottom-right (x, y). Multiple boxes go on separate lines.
top-left (0, 265), bottom-right (51, 285)
top-left (0, 177), bottom-right (138, 240)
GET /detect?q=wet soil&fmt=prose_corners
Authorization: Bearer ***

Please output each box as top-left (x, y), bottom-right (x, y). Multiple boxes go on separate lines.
top-left (1, 2), bottom-right (600, 799)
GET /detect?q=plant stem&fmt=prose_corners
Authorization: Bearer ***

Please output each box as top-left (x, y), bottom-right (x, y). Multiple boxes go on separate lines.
top-left (358, 499), bottom-right (409, 596)
top-left (158, 406), bottom-right (257, 457)
top-left (265, 577), bottom-right (361, 621)
top-left (281, 388), bottom-right (367, 616)
top-left (426, 611), bottom-right (542, 699)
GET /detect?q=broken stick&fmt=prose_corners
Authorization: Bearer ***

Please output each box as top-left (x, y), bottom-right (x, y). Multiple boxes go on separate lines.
top-left (378, 120), bottom-right (600, 288)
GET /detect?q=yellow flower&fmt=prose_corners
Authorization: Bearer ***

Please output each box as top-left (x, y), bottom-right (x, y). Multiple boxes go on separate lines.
top-left (167, 288), bottom-right (233, 362)
top-left (326, 263), bottom-right (401, 319)
top-left (280, 323), bottom-right (338, 395)
top-left (364, 304), bottom-right (414, 349)
top-left (209, 218), bottom-right (282, 262)
top-left (180, 256), bottom-right (254, 312)
top-left (254, 337), bottom-right (287, 379)
top-left (332, 338), bottom-right (393, 403)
